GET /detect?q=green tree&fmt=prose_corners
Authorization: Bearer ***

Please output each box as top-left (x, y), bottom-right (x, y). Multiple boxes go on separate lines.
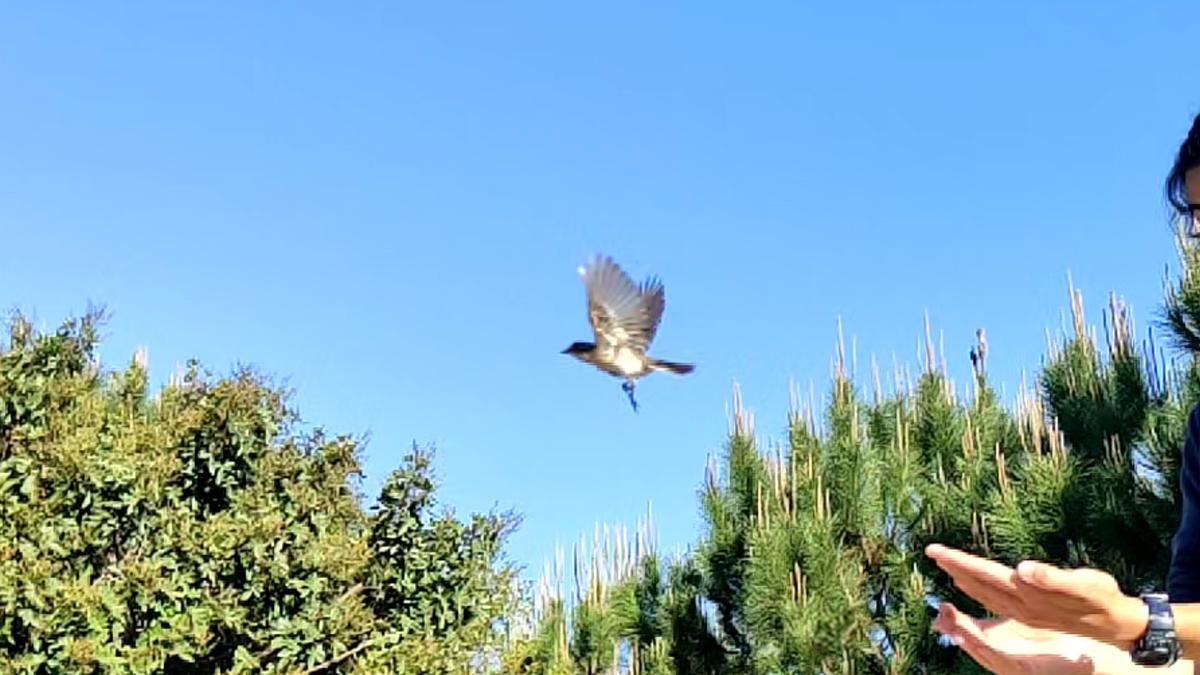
top-left (0, 309), bottom-right (518, 674)
top-left (516, 230), bottom-right (1200, 673)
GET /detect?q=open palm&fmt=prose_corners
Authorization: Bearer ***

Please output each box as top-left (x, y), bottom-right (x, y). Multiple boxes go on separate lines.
top-left (934, 603), bottom-right (1144, 675)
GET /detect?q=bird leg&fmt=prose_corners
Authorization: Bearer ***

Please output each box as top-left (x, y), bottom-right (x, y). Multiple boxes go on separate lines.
top-left (621, 380), bottom-right (639, 412)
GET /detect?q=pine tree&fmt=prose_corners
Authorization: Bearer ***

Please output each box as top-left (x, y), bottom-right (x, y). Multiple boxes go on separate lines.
top-left (514, 227), bottom-right (1200, 673)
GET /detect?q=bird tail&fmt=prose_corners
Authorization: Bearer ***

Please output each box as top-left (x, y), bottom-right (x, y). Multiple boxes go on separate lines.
top-left (649, 358), bottom-right (695, 375)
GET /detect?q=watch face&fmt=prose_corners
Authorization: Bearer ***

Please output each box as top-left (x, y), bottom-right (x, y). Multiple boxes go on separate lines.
top-left (1132, 593), bottom-right (1180, 666)
top-left (1135, 648), bottom-right (1174, 665)
top-left (1134, 631), bottom-right (1180, 666)
top-left (1135, 650), bottom-right (1176, 666)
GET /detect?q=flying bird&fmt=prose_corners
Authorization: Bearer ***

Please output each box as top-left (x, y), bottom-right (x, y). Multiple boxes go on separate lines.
top-left (562, 255), bottom-right (694, 411)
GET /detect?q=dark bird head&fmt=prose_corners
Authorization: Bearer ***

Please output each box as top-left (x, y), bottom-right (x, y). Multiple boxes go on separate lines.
top-left (561, 341), bottom-right (595, 357)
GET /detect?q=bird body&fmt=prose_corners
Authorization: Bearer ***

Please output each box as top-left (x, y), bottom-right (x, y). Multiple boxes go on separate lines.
top-left (562, 255), bottom-right (693, 410)
top-left (564, 340), bottom-right (693, 379)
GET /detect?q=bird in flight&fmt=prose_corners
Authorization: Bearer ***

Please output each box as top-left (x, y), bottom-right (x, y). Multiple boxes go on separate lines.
top-left (562, 255), bottom-right (694, 411)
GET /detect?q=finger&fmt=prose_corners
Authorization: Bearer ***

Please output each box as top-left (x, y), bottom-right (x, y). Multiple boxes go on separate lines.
top-left (933, 555), bottom-right (1080, 620)
top-left (935, 602), bottom-right (996, 636)
top-left (929, 546), bottom-right (1103, 626)
top-left (944, 607), bottom-right (1015, 674)
top-left (932, 602), bottom-right (955, 634)
top-left (928, 546), bottom-right (1099, 635)
top-left (928, 545), bottom-right (1023, 592)
top-left (1013, 575), bottom-right (1097, 618)
top-left (947, 575), bottom-right (1030, 621)
top-left (955, 636), bottom-right (1008, 674)
top-left (949, 609), bottom-right (1093, 675)
top-left (1015, 560), bottom-right (1113, 606)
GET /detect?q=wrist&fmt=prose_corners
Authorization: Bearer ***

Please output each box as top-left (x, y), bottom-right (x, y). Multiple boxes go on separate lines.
top-left (1113, 594), bottom-right (1151, 649)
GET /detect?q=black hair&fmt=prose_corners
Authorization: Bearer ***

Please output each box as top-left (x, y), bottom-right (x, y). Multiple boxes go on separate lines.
top-left (1167, 112), bottom-right (1200, 212)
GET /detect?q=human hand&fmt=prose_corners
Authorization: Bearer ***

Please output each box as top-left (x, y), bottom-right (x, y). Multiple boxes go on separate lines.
top-left (933, 602), bottom-right (1110, 674)
top-left (925, 544), bottom-right (1148, 648)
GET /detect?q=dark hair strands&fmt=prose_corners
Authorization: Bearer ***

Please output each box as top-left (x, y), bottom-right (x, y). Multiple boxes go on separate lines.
top-left (1167, 112), bottom-right (1200, 213)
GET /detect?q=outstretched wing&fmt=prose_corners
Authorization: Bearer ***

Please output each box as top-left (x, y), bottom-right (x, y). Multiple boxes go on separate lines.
top-left (579, 255), bottom-right (666, 352)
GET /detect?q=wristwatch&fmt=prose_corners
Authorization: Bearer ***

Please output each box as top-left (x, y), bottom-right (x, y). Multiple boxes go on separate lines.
top-left (1130, 593), bottom-right (1181, 666)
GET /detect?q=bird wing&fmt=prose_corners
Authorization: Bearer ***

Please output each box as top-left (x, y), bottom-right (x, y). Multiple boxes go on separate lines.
top-left (579, 255), bottom-right (666, 352)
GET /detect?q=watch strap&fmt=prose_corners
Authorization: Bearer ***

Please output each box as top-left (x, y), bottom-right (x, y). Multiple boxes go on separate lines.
top-left (1131, 593), bottom-right (1180, 666)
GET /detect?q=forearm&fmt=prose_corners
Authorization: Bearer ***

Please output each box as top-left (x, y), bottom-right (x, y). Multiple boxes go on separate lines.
top-left (1141, 658), bottom-right (1194, 674)
top-left (1093, 654), bottom-right (1194, 675)
top-left (1173, 605), bottom-right (1200, 661)
top-left (1163, 658), bottom-right (1194, 674)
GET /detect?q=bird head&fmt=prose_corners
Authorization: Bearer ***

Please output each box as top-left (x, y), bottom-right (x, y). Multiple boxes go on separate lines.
top-left (561, 341), bottom-right (595, 357)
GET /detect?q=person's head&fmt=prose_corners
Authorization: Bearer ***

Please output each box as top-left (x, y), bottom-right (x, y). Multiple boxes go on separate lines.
top-left (1167, 112), bottom-right (1200, 234)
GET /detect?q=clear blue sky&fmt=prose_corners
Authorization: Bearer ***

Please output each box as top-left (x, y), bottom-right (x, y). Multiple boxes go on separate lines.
top-left (2, 3), bottom-right (1198, 580)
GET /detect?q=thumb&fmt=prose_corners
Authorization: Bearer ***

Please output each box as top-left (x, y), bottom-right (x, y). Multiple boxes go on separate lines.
top-left (1016, 561), bottom-right (1076, 591)
top-left (1016, 560), bottom-right (1113, 599)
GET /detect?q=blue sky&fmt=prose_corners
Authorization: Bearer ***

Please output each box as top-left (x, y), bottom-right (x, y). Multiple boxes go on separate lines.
top-left (1, 3), bottom-right (1198, 580)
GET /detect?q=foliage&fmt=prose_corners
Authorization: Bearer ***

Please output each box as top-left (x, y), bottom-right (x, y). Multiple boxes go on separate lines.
top-left (0, 310), bottom-right (518, 674)
top-left (513, 231), bottom-right (1200, 673)
top-left (9, 230), bottom-right (1200, 673)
